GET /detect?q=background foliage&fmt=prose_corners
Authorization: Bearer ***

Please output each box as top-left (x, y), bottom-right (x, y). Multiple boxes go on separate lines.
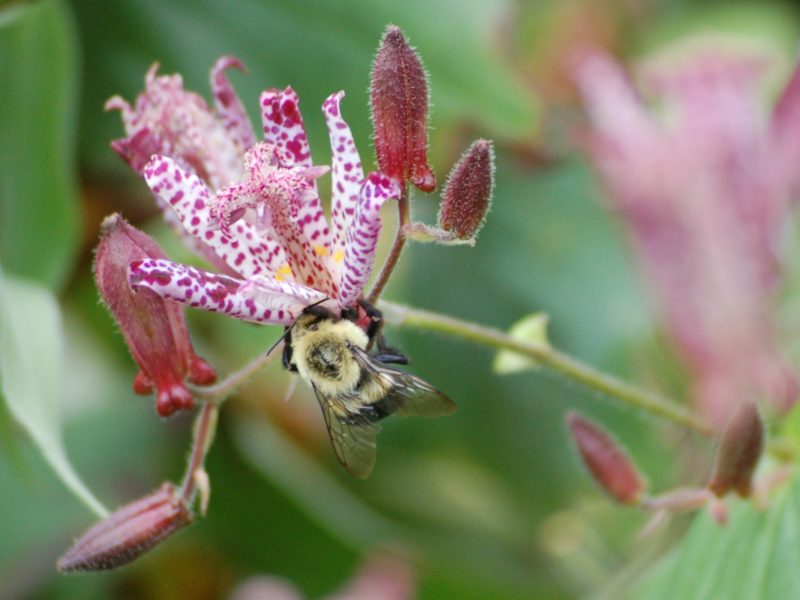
top-left (1, 0), bottom-right (799, 598)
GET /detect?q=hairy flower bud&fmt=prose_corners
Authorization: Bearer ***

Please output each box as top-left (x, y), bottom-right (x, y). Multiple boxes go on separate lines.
top-left (438, 139), bottom-right (495, 240)
top-left (708, 401), bottom-right (764, 498)
top-left (370, 25), bottom-right (436, 192)
top-left (58, 483), bottom-right (192, 572)
top-left (94, 214), bottom-right (216, 416)
top-left (567, 412), bottom-right (646, 505)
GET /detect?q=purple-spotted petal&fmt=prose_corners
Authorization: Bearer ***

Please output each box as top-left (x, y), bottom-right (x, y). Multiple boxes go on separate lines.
top-left (129, 259), bottom-right (306, 325)
top-left (260, 86), bottom-right (312, 168)
top-left (338, 173), bottom-right (402, 307)
top-left (258, 89), bottom-right (333, 261)
top-left (323, 91), bottom-right (364, 273)
top-left (210, 56), bottom-right (257, 154)
top-left (143, 156), bottom-right (290, 279)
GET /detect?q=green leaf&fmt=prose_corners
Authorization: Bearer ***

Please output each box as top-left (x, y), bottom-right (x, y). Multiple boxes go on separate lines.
top-left (635, 475), bottom-right (800, 599)
top-left (0, 0), bottom-right (81, 289)
top-left (492, 312), bottom-right (550, 375)
top-left (0, 268), bottom-right (107, 517)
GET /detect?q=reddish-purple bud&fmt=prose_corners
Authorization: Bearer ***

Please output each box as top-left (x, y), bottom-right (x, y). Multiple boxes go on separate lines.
top-left (708, 401), bottom-right (764, 498)
top-left (566, 412), bottom-right (646, 505)
top-left (94, 214), bottom-right (216, 417)
top-left (370, 25), bottom-right (436, 192)
top-left (438, 139), bottom-right (495, 240)
top-left (58, 483), bottom-right (192, 572)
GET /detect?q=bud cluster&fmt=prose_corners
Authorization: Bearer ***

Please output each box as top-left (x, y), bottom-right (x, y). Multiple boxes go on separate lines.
top-left (371, 26), bottom-right (495, 245)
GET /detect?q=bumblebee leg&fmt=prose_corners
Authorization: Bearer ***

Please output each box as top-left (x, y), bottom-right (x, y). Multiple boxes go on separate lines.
top-left (282, 337), bottom-right (297, 372)
top-left (375, 333), bottom-right (409, 365)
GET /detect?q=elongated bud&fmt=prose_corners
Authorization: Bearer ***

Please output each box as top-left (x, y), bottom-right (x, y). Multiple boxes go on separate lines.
top-left (58, 483), bottom-right (192, 572)
top-left (566, 412), bottom-right (646, 505)
top-left (708, 401), bottom-right (764, 498)
top-left (94, 214), bottom-right (216, 417)
top-left (438, 139), bottom-right (495, 240)
top-left (370, 25), bottom-right (436, 192)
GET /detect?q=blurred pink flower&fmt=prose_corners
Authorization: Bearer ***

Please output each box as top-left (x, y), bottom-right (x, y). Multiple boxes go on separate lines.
top-left (230, 554), bottom-right (415, 600)
top-left (575, 40), bottom-right (800, 424)
top-left (121, 63), bottom-right (400, 323)
top-left (107, 58), bottom-right (256, 270)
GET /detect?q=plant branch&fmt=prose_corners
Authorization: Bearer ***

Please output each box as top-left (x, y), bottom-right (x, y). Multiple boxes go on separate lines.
top-left (180, 401), bottom-right (218, 502)
top-left (379, 300), bottom-right (713, 435)
top-left (192, 343), bottom-right (282, 405)
top-left (367, 186), bottom-right (410, 303)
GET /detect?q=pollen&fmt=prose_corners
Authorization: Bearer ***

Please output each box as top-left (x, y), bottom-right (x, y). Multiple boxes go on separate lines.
top-left (333, 249), bottom-right (345, 263)
top-left (314, 245), bottom-right (329, 257)
top-left (275, 264), bottom-right (294, 281)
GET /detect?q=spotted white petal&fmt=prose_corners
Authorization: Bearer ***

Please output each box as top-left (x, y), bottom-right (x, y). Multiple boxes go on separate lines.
top-left (129, 259), bottom-right (308, 325)
top-left (210, 56), bottom-right (257, 157)
top-left (338, 173), bottom-right (402, 307)
top-left (323, 91), bottom-right (364, 280)
top-left (143, 156), bottom-right (290, 279)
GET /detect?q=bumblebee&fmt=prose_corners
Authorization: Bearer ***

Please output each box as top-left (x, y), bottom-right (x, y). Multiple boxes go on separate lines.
top-left (281, 299), bottom-right (455, 478)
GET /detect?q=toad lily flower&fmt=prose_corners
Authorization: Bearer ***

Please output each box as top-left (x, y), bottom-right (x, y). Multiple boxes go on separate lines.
top-left (128, 87), bottom-right (401, 324)
top-left (106, 57), bottom-right (257, 270)
top-left (575, 40), bottom-right (800, 424)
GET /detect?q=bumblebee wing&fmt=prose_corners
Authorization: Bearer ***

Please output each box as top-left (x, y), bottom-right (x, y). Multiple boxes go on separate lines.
top-left (351, 347), bottom-right (456, 418)
top-left (312, 382), bottom-right (380, 479)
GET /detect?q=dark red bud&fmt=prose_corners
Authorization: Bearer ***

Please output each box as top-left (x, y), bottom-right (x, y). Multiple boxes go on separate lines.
top-left (708, 401), bottom-right (764, 498)
top-left (58, 483), bottom-right (192, 572)
top-left (133, 370), bottom-right (154, 395)
top-left (438, 139), bottom-right (495, 240)
top-left (567, 411), bottom-right (646, 505)
top-left (370, 25), bottom-right (436, 192)
top-left (94, 214), bottom-right (217, 417)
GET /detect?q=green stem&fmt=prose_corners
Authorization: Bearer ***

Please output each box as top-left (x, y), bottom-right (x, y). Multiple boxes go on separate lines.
top-left (366, 186), bottom-right (410, 304)
top-left (192, 343), bottom-right (282, 405)
top-left (379, 300), bottom-right (713, 436)
top-left (180, 401), bottom-right (218, 502)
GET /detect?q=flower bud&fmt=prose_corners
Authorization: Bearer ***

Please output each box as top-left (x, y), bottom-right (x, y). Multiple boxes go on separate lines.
top-left (370, 25), bottom-right (436, 192)
top-left (708, 401), bottom-right (764, 498)
top-left (58, 483), bottom-right (192, 572)
top-left (94, 214), bottom-right (216, 417)
top-left (438, 139), bottom-right (495, 241)
top-left (566, 412), bottom-right (646, 505)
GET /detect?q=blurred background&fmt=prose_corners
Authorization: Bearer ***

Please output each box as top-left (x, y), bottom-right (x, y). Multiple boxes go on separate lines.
top-left (1, 0), bottom-right (799, 598)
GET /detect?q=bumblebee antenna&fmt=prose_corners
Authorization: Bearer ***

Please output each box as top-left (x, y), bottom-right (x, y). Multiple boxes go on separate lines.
top-left (265, 296), bottom-right (330, 356)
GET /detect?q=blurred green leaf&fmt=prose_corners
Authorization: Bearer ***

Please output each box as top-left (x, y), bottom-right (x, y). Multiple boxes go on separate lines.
top-left (0, 267), bottom-right (106, 517)
top-left (636, 476), bottom-right (800, 599)
top-left (0, 0), bottom-right (81, 289)
top-left (493, 312), bottom-right (550, 375)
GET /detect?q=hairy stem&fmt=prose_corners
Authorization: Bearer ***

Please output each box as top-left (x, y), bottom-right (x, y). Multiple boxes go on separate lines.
top-left (367, 186), bottom-right (410, 304)
top-left (180, 402), bottom-right (218, 502)
top-left (379, 301), bottom-right (713, 435)
top-left (192, 343), bottom-right (282, 405)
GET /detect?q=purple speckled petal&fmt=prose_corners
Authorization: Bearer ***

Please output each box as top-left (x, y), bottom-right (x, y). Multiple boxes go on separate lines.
top-left (143, 156), bottom-right (290, 280)
top-left (260, 86), bottom-right (312, 168)
top-left (211, 56), bottom-right (257, 154)
top-left (323, 91), bottom-right (364, 277)
top-left (259, 89), bottom-right (333, 262)
top-left (338, 172), bottom-right (402, 307)
top-left (129, 259), bottom-right (305, 325)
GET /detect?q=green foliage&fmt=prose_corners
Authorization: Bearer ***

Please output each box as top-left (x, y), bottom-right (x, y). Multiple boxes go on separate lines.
top-left (637, 476), bottom-right (800, 599)
top-left (0, 0), bottom-right (80, 290)
top-left (0, 267), bottom-right (106, 517)
top-left (493, 312), bottom-right (550, 374)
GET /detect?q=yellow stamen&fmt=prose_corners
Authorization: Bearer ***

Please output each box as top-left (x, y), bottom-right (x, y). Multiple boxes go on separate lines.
top-left (333, 249), bottom-right (345, 263)
top-left (314, 245), bottom-right (329, 257)
top-left (275, 264), bottom-right (293, 282)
